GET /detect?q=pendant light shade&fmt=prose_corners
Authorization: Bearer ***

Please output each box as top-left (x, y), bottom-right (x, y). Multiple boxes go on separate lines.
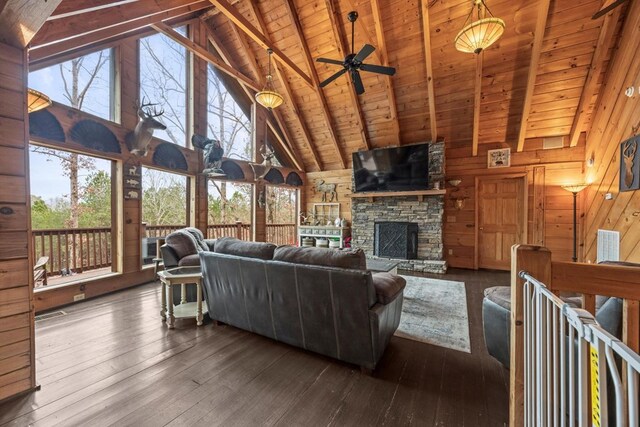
top-left (454, 0), bottom-right (505, 54)
top-left (27, 88), bottom-right (52, 113)
top-left (255, 49), bottom-right (284, 110)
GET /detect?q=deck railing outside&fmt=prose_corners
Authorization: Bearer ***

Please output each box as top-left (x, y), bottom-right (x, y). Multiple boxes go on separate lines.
top-left (33, 222), bottom-right (297, 280)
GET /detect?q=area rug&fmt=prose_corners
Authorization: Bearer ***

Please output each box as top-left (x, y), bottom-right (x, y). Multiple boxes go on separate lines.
top-left (394, 275), bottom-right (471, 353)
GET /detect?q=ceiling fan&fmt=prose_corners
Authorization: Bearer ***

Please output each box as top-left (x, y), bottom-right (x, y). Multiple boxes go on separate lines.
top-left (316, 11), bottom-right (396, 95)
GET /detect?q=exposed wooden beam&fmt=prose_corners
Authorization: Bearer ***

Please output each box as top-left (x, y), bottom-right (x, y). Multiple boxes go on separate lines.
top-left (0, 0), bottom-right (63, 47)
top-left (324, 0), bottom-right (370, 154)
top-left (420, 0), bottom-right (438, 143)
top-left (593, 0), bottom-right (627, 19)
top-left (47, 0), bottom-right (139, 20)
top-left (207, 0), bottom-right (314, 89)
top-left (29, 3), bottom-right (211, 64)
top-left (282, 0), bottom-right (351, 165)
top-left (242, 1), bottom-right (323, 170)
top-left (516, 0), bottom-right (552, 152)
top-left (472, 53), bottom-right (483, 157)
top-left (150, 22), bottom-right (261, 92)
top-left (33, 0), bottom-right (205, 48)
top-left (569, 6), bottom-right (622, 147)
top-left (204, 22), bottom-right (305, 170)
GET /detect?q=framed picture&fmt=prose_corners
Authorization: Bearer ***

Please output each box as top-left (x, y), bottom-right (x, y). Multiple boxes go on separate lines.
top-left (487, 148), bottom-right (511, 168)
top-left (620, 135), bottom-right (640, 192)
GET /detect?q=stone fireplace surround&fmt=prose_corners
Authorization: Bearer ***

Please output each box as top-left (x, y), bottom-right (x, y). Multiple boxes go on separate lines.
top-left (351, 141), bottom-right (447, 274)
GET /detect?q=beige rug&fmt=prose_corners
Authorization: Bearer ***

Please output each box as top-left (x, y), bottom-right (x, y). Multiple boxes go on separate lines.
top-left (394, 275), bottom-right (471, 353)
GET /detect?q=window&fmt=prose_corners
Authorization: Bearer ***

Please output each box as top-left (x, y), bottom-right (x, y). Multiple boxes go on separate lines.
top-left (139, 27), bottom-right (188, 145)
top-left (208, 180), bottom-right (252, 240)
top-left (29, 146), bottom-right (114, 286)
top-left (266, 186), bottom-right (298, 245)
top-left (141, 168), bottom-right (188, 264)
top-left (29, 48), bottom-right (114, 120)
top-left (207, 64), bottom-right (252, 161)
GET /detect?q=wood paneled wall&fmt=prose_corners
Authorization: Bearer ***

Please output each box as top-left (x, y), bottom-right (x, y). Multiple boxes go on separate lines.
top-left (583, 0), bottom-right (640, 263)
top-left (0, 41), bottom-right (36, 402)
top-left (304, 169), bottom-right (352, 223)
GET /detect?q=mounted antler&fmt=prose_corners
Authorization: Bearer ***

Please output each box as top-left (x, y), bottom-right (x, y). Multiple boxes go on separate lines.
top-left (128, 97), bottom-right (167, 157)
top-left (623, 139), bottom-right (638, 188)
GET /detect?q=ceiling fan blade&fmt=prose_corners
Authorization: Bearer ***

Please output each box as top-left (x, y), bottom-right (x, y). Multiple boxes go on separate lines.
top-left (319, 68), bottom-right (347, 88)
top-left (353, 44), bottom-right (375, 63)
top-left (351, 70), bottom-right (365, 95)
top-left (316, 57), bottom-right (344, 66)
top-left (359, 63), bottom-right (396, 76)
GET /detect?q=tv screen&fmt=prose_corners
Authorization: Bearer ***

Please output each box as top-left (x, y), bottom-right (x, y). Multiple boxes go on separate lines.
top-left (352, 143), bottom-right (429, 192)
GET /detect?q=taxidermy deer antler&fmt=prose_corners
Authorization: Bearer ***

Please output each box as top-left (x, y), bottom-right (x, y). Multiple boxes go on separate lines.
top-left (129, 97), bottom-right (166, 157)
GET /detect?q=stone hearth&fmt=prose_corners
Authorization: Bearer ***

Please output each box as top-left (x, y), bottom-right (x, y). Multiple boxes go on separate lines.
top-left (351, 141), bottom-right (447, 274)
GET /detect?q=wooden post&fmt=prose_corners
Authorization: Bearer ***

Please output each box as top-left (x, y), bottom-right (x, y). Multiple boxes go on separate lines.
top-left (235, 221), bottom-right (243, 240)
top-left (509, 244), bottom-right (552, 427)
top-left (252, 103), bottom-right (267, 242)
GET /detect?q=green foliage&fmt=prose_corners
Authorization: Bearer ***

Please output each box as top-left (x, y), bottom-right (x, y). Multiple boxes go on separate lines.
top-left (78, 171), bottom-right (111, 228)
top-left (141, 168), bottom-right (187, 225)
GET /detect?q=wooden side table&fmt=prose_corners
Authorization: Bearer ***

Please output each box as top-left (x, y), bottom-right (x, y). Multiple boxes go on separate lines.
top-left (156, 267), bottom-right (208, 329)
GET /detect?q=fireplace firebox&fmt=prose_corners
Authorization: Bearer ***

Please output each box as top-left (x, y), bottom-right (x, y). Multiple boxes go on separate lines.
top-left (374, 222), bottom-right (418, 259)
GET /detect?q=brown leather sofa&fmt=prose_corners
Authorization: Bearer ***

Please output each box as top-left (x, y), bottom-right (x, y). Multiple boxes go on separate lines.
top-left (200, 237), bottom-right (406, 371)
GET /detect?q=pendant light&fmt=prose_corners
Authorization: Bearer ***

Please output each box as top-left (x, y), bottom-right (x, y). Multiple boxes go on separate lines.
top-left (255, 48), bottom-right (284, 110)
top-left (454, 0), bottom-right (505, 54)
top-left (27, 88), bottom-right (52, 113)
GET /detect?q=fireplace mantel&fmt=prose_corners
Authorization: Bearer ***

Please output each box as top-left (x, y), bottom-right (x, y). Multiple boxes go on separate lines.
top-left (348, 189), bottom-right (446, 202)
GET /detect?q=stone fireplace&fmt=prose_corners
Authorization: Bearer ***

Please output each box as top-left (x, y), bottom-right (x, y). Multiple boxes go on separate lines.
top-left (374, 222), bottom-right (418, 259)
top-left (351, 141), bottom-right (446, 274)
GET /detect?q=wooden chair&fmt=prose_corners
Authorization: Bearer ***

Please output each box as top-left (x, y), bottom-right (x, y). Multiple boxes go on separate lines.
top-left (33, 256), bottom-right (49, 287)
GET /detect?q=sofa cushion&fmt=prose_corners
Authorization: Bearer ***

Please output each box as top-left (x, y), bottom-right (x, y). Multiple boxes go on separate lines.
top-left (165, 231), bottom-right (198, 260)
top-left (372, 273), bottom-right (406, 304)
top-left (273, 246), bottom-right (367, 270)
top-left (178, 254), bottom-right (200, 266)
top-left (214, 237), bottom-right (276, 260)
top-left (184, 227), bottom-right (209, 252)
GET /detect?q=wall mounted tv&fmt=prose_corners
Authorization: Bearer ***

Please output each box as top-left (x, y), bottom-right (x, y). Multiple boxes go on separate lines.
top-left (352, 142), bottom-right (429, 192)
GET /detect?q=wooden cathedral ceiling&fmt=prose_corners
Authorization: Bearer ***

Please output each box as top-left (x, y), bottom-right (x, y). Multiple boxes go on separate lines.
top-left (21, 0), bottom-right (627, 172)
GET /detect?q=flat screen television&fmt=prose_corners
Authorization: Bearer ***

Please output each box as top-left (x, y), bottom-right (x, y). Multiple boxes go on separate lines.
top-left (352, 143), bottom-right (429, 192)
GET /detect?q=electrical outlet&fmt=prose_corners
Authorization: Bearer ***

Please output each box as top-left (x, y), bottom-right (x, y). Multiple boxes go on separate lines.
top-left (448, 249), bottom-right (453, 255)
top-left (73, 293), bottom-right (85, 302)
top-left (605, 193), bottom-right (613, 200)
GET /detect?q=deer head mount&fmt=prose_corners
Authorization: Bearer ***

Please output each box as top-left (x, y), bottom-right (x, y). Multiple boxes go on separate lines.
top-left (126, 98), bottom-right (166, 157)
top-left (192, 134), bottom-right (225, 176)
top-left (250, 145), bottom-right (276, 181)
top-left (623, 139), bottom-right (638, 188)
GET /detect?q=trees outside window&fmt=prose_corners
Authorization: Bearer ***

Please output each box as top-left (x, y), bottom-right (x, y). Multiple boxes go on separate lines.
top-left (141, 168), bottom-right (188, 226)
top-left (266, 186), bottom-right (297, 225)
top-left (208, 181), bottom-right (252, 225)
top-left (139, 28), bottom-right (188, 145)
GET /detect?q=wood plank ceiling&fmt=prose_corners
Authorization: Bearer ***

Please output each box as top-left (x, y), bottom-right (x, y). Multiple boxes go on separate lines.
top-left (27, 0), bottom-right (626, 172)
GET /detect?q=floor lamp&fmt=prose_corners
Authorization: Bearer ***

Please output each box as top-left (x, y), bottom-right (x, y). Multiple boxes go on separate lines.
top-left (561, 184), bottom-right (588, 262)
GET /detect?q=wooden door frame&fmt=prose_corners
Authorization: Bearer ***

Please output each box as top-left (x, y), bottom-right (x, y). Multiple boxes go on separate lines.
top-left (474, 173), bottom-right (528, 270)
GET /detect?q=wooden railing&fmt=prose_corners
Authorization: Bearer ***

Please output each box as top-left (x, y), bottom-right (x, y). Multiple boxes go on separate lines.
top-left (207, 223), bottom-right (252, 240)
top-left (509, 245), bottom-right (640, 426)
top-left (32, 227), bottom-right (112, 277)
top-left (266, 223), bottom-right (297, 246)
top-left (145, 224), bottom-right (185, 238)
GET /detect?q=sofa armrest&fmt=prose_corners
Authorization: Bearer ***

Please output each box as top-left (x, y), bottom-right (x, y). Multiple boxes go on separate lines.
top-left (160, 245), bottom-right (180, 269)
top-left (204, 239), bottom-right (216, 251)
top-left (372, 272), bottom-right (406, 305)
top-left (368, 295), bottom-right (403, 369)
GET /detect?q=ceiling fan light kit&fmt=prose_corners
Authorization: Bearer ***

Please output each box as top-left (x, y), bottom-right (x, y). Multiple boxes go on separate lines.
top-left (455, 0), bottom-right (505, 54)
top-left (256, 48), bottom-right (284, 110)
top-left (316, 11), bottom-right (396, 95)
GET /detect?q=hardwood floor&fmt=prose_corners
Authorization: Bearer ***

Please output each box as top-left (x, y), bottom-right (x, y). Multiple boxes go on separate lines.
top-left (0, 268), bottom-right (510, 426)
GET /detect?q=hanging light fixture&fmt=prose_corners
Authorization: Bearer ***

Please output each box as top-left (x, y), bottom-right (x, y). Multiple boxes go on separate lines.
top-left (255, 48), bottom-right (284, 110)
top-left (454, 0), bottom-right (505, 54)
top-left (27, 88), bottom-right (52, 113)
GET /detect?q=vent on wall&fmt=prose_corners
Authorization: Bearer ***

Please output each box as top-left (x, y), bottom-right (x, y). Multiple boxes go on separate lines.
top-left (543, 136), bottom-right (564, 150)
top-left (35, 310), bottom-right (67, 322)
top-left (597, 229), bottom-right (620, 263)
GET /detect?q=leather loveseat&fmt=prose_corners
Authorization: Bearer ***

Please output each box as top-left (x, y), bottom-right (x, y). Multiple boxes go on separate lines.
top-left (199, 237), bottom-right (406, 371)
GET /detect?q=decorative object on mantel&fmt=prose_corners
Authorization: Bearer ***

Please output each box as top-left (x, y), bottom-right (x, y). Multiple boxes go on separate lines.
top-left (126, 98), bottom-right (166, 157)
top-left (192, 134), bottom-right (225, 177)
top-left (620, 135), bottom-right (640, 192)
top-left (27, 88), bottom-right (52, 113)
top-left (314, 180), bottom-right (338, 202)
top-left (448, 179), bottom-right (469, 210)
top-left (255, 48), bottom-right (284, 110)
top-left (454, 0), bottom-right (505, 54)
top-left (561, 184), bottom-right (588, 262)
top-left (487, 147), bottom-right (510, 168)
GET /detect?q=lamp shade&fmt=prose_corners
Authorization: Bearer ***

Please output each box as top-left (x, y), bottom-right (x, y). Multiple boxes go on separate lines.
top-left (27, 88), bottom-right (52, 113)
top-left (454, 17), bottom-right (505, 54)
top-left (561, 184), bottom-right (588, 194)
top-left (255, 89), bottom-right (284, 110)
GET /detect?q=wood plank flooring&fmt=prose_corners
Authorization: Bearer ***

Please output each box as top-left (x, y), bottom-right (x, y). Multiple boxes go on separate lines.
top-left (0, 268), bottom-right (510, 426)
